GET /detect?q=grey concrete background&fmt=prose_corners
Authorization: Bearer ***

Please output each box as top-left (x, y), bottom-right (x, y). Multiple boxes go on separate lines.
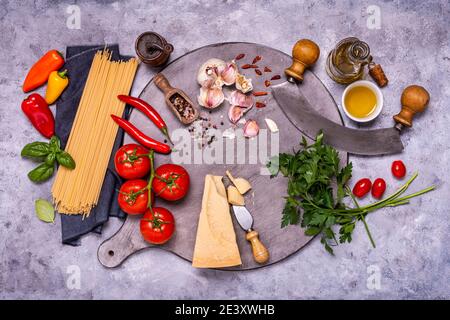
top-left (0, 0), bottom-right (449, 299)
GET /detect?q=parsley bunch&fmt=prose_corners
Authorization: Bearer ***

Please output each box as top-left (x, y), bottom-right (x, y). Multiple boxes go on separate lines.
top-left (267, 132), bottom-right (435, 254)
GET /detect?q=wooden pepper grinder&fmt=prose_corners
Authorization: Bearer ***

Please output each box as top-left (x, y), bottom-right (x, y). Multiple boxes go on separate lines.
top-left (394, 85), bottom-right (430, 130)
top-left (285, 39), bottom-right (320, 83)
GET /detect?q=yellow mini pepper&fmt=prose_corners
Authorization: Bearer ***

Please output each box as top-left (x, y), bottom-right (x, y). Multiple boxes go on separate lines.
top-left (45, 70), bottom-right (69, 104)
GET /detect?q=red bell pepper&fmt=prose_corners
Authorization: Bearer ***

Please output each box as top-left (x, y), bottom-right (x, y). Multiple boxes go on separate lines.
top-left (21, 93), bottom-right (55, 138)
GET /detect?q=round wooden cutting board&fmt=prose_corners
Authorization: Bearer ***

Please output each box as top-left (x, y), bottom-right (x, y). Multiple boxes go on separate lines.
top-left (98, 42), bottom-right (348, 270)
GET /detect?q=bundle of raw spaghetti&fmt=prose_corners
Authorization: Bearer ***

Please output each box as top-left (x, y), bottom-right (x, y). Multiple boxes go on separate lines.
top-left (52, 50), bottom-right (138, 216)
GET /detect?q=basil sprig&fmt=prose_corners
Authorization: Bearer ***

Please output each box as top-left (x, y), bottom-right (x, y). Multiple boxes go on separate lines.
top-left (21, 135), bottom-right (76, 183)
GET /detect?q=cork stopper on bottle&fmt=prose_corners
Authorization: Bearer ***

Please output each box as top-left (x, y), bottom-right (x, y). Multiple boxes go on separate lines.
top-left (369, 63), bottom-right (388, 87)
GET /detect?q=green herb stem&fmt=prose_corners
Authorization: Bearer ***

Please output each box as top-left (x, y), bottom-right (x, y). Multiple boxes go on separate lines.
top-left (268, 133), bottom-right (435, 254)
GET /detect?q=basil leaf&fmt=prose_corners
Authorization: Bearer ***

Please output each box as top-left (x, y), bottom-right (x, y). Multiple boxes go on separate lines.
top-left (49, 135), bottom-right (61, 153)
top-left (56, 151), bottom-right (76, 169)
top-left (28, 163), bottom-right (54, 182)
top-left (45, 152), bottom-right (56, 166)
top-left (21, 142), bottom-right (51, 159)
top-left (35, 199), bottom-right (55, 223)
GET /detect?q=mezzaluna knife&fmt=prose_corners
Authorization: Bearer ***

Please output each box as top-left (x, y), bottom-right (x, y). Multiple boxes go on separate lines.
top-left (231, 205), bottom-right (269, 264)
top-left (272, 39), bottom-right (430, 156)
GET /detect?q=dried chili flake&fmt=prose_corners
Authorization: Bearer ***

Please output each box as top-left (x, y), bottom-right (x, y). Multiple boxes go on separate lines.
top-left (252, 56), bottom-right (262, 64)
top-left (255, 69), bottom-right (262, 76)
top-left (253, 91), bottom-right (268, 97)
top-left (271, 74), bottom-right (281, 80)
top-left (256, 101), bottom-right (266, 108)
top-left (264, 66), bottom-right (272, 72)
top-left (235, 53), bottom-right (245, 60)
top-left (264, 80), bottom-right (271, 87)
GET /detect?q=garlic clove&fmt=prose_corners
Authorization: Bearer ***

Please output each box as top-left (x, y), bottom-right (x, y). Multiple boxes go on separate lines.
top-left (264, 118), bottom-right (279, 133)
top-left (243, 120), bottom-right (259, 138)
top-left (197, 58), bottom-right (227, 87)
top-left (229, 90), bottom-right (253, 108)
top-left (235, 73), bottom-right (253, 94)
top-left (228, 105), bottom-right (244, 124)
top-left (221, 61), bottom-right (238, 86)
top-left (198, 86), bottom-right (225, 109)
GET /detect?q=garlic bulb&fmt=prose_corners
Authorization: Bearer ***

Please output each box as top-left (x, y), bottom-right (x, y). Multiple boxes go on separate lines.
top-left (235, 73), bottom-right (253, 93)
top-left (228, 105), bottom-right (244, 124)
top-left (243, 120), bottom-right (259, 138)
top-left (264, 118), bottom-right (279, 133)
top-left (198, 86), bottom-right (225, 109)
top-left (228, 90), bottom-right (253, 109)
top-left (197, 58), bottom-right (227, 87)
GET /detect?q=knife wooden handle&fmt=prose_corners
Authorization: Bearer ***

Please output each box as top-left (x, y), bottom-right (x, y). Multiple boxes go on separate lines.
top-left (394, 85), bottom-right (430, 128)
top-left (246, 230), bottom-right (269, 264)
top-left (285, 39), bottom-right (320, 83)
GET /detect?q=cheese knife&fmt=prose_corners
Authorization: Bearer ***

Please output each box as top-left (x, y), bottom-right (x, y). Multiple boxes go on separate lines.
top-left (232, 205), bottom-right (269, 264)
top-left (272, 39), bottom-right (430, 155)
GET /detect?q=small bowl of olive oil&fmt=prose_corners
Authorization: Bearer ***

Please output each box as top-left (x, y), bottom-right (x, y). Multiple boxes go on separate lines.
top-left (342, 80), bottom-right (383, 123)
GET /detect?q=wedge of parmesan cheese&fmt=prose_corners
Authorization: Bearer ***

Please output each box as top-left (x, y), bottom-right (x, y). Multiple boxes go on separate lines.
top-left (192, 175), bottom-right (242, 268)
top-left (225, 170), bottom-right (252, 195)
top-left (227, 185), bottom-right (245, 206)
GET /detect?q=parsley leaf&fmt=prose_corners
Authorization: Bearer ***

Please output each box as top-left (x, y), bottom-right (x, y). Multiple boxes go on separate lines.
top-left (267, 132), bottom-right (434, 254)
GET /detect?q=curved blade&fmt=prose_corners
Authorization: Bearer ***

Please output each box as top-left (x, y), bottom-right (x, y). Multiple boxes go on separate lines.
top-left (272, 82), bottom-right (403, 155)
top-left (232, 206), bottom-right (253, 231)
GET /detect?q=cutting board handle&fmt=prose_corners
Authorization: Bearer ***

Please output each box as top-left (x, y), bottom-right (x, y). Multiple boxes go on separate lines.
top-left (394, 85), bottom-right (430, 128)
top-left (285, 39), bottom-right (320, 83)
top-left (97, 216), bottom-right (150, 268)
top-left (246, 230), bottom-right (269, 264)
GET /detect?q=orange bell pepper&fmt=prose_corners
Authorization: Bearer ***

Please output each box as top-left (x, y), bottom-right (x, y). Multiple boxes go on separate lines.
top-left (23, 50), bottom-right (65, 93)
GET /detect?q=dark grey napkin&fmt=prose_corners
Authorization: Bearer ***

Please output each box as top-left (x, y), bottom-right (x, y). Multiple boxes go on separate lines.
top-left (55, 45), bottom-right (130, 245)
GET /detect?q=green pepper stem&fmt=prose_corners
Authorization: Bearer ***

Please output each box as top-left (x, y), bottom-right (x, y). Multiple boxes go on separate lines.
top-left (147, 150), bottom-right (155, 216)
top-left (161, 127), bottom-right (173, 145)
top-left (58, 69), bottom-right (68, 79)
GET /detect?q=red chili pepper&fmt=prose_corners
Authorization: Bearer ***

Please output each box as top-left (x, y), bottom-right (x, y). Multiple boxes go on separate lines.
top-left (371, 178), bottom-right (386, 199)
top-left (23, 50), bottom-right (65, 93)
top-left (117, 95), bottom-right (172, 144)
top-left (352, 178), bottom-right (372, 198)
top-left (110, 115), bottom-right (171, 154)
top-left (21, 93), bottom-right (55, 138)
top-left (391, 160), bottom-right (406, 179)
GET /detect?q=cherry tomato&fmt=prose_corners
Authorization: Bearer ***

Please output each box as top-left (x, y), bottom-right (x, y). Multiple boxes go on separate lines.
top-left (114, 144), bottom-right (150, 179)
top-left (352, 178), bottom-right (372, 198)
top-left (371, 178), bottom-right (386, 199)
top-left (118, 179), bottom-right (153, 215)
top-left (140, 207), bottom-right (175, 244)
top-left (152, 164), bottom-right (190, 201)
top-left (392, 160), bottom-right (406, 179)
